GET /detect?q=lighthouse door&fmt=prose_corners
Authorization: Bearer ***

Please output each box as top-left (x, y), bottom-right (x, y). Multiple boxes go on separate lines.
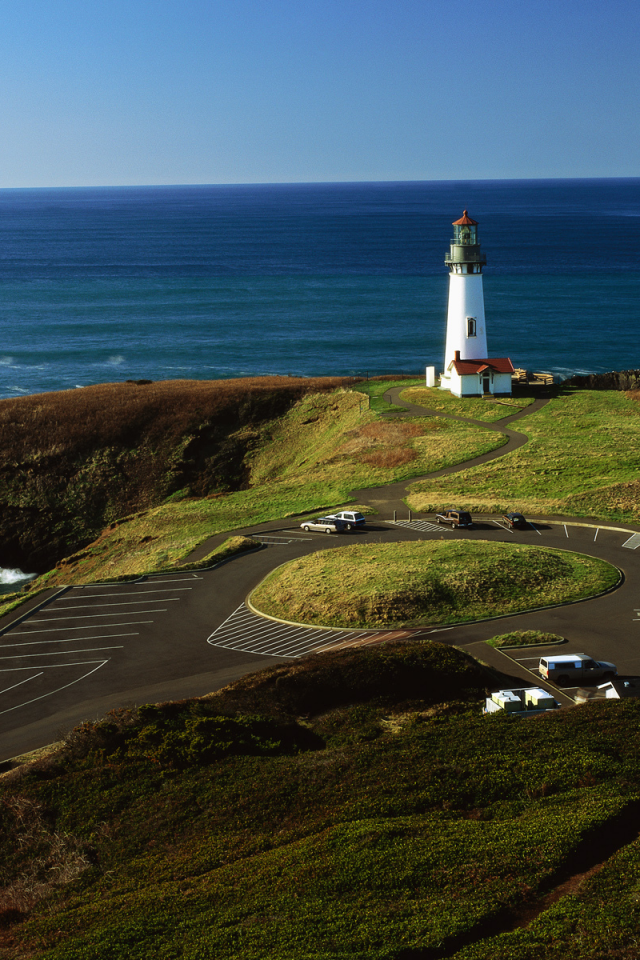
top-left (482, 374), bottom-right (491, 395)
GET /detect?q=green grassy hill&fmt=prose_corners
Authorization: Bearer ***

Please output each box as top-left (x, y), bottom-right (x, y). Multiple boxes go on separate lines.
top-left (5, 378), bottom-right (505, 592)
top-left (407, 386), bottom-right (640, 523)
top-left (2, 641), bottom-right (640, 959)
top-left (250, 540), bottom-right (618, 628)
top-left (0, 376), bottom-right (354, 573)
top-left (4, 380), bottom-right (640, 957)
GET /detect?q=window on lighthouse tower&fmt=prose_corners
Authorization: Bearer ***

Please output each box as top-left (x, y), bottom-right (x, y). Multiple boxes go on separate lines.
top-left (467, 317), bottom-right (477, 337)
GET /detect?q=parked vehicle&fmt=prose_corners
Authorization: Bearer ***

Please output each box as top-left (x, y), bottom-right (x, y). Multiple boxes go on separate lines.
top-left (435, 508), bottom-right (473, 528)
top-left (502, 512), bottom-right (528, 529)
top-left (325, 510), bottom-right (366, 530)
top-left (538, 654), bottom-right (617, 686)
top-left (300, 517), bottom-right (348, 534)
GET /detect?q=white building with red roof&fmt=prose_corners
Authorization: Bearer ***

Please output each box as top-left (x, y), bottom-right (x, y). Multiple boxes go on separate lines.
top-left (445, 351), bottom-right (514, 398)
top-left (438, 211), bottom-right (513, 397)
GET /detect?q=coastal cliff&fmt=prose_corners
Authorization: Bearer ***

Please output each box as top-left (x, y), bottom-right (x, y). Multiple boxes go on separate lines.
top-left (0, 376), bottom-right (351, 571)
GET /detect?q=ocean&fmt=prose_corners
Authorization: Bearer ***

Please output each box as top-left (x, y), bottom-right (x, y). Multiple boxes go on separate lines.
top-left (0, 177), bottom-right (639, 399)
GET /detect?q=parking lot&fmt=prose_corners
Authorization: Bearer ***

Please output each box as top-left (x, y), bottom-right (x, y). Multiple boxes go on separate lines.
top-left (0, 573), bottom-right (204, 718)
top-left (3, 508), bottom-right (640, 763)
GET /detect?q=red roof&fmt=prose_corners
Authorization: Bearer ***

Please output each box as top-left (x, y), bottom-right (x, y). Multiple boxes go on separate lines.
top-left (452, 210), bottom-right (478, 226)
top-left (450, 357), bottom-right (515, 375)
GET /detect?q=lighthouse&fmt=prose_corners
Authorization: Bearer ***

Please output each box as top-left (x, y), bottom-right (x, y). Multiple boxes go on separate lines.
top-left (438, 210), bottom-right (513, 397)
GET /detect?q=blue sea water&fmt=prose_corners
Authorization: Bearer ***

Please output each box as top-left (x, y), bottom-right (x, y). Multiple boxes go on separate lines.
top-left (1, 178), bottom-right (639, 399)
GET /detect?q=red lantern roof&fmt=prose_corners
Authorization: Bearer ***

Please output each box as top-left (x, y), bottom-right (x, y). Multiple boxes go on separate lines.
top-left (450, 357), bottom-right (515, 375)
top-left (452, 210), bottom-right (478, 225)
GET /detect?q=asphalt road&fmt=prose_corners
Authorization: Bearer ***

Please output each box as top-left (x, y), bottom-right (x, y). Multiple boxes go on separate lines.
top-left (2, 390), bottom-right (639, 763)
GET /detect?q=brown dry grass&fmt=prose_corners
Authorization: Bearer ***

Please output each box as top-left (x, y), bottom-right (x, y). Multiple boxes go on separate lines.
top-left (0, 376), bottom-right (353, 460)
top-left (0, 376), bottom-right (354, 571)
top-left (0, 793), bottom-right (94, 928)
top-left (361, 448), bottom-right (416, 468)
top-left (335, 419), bottom-right (423, 468)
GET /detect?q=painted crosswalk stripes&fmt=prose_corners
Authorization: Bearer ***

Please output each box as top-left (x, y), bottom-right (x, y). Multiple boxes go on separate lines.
top-left (388, 520), bottom-right (449, 533)
top-left (207, 604), bottom-right (388, 659)
top-left (622, 533), bottom-right (640, 550)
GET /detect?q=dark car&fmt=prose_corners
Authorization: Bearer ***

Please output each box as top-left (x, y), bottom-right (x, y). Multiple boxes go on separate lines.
top-left (436, 508), bottom-right (473, 528)
top-left (502, 512), bottom-right (527, 529)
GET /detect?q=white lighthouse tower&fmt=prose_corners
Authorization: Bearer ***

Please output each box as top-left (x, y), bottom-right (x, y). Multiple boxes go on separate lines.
top-left (443, 211), bottom-right (487, 367)
top-left (438, 210), bottom-right (513, 397)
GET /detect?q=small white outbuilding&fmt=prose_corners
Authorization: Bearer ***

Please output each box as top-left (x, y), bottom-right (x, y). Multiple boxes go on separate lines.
top-left (442, 352), bottom-right (514, 398)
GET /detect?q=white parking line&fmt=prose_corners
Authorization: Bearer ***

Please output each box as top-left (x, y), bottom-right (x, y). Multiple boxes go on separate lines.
top-left (48, 599), bottom-right (180, 611)
top-left (2, 631), bottom-right (140, 645)
top-left (0, 634), bottom-right (134, 649)
top-left (594, 528), bottom-right (599, 542)
top-left (491, 520), bottom-right (513, 534)
top-left (0, 673), bottom-right (43, 696)
top-left (1, 627), bottom-right (151, 646)
top-left (0, 660), bottom-right (106, 672)
top-left (28, 610), bottom-right (167, 623)
top-left (0, 646), bottom-right (125, 660)
top-left (564, 524), bottom-right (569, 538)
top-left (256, 535), bottom-right (313, 542)
top-left (146, 576), bottom-right (203, 582)
top-left (12, 622), bottom-right (153, 636)
top-left (622, 533), bottom-right (640, 550)
top-left (255, 537), bottom-right (301, 545)
top-left (0, 660), bottom-right (109, 717)
top-left (55, 588), bottom-right (193, 600)
top-left (528, 522), bottom-right (542, 536)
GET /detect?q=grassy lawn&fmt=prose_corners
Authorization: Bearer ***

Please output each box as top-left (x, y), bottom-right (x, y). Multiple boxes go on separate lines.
top-left (486, 629), bottom-right (566, 648)
top-left (407, 388), bottom-right (640, 523)
top-left (4, 641), bottom-right (640, 959)
top-left (249, 540), bottom-right (619, 629)
top-left (352, 376), bottom-right (422, 413)
top-left (35, 390), bottom-right (506, 587)
top-left (0, 590), bottom-right (38, 621)
top-left (400, 385), bottom-right (537, 422)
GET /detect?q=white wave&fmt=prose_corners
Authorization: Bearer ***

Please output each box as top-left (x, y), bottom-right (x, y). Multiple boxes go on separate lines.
top-left (106, 355), bottom-right (125, 366)
top-left (0, 568), bottom-right (36, 585)
top-left (0, 356), bottom-right (14, 366)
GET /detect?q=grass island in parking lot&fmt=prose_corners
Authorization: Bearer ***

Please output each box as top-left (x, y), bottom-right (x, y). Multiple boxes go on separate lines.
top-left (249, 540), bottom-right (620, 629)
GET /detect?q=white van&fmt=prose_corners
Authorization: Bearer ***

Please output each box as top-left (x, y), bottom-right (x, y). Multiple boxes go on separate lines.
top-left (538, 654), bottom-right (617, 686)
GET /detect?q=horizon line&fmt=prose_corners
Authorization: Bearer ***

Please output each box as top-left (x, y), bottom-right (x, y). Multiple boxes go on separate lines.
top-left (1, 175), bottom-right (639, 192)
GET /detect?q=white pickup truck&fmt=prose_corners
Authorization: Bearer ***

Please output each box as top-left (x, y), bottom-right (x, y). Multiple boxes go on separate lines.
top-left (538, 654), bottom-right (617, 686)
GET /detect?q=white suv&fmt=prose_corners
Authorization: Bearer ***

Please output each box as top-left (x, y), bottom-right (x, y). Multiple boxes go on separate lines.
top-left (326, 511), bottom-right (366, 530)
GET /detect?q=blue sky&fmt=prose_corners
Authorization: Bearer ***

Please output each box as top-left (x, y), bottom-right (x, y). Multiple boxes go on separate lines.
top-left (0, 0), bottom-right (638, 187)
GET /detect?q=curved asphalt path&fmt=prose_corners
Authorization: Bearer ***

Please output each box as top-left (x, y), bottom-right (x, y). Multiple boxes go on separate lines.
top-left (351, 387), bottom-right (550, 514)
top-left (2, 387), bottom-right (639, 764)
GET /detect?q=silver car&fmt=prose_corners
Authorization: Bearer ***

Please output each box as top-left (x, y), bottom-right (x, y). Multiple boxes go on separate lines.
top-left (300, 516), bottom-right (348, 534)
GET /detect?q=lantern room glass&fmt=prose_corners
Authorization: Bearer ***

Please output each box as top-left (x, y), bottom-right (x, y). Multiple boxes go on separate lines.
top-left (453, 223), bottom-right (477, 245)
